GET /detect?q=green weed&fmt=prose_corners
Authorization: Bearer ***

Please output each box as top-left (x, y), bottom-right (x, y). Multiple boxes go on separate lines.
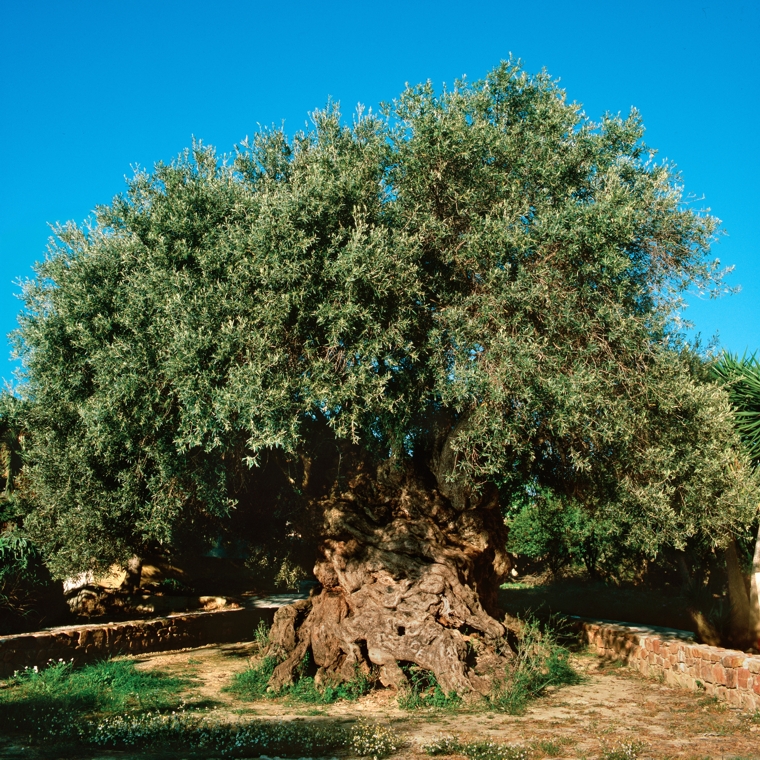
top-left (225, 654), bottom-right (279, 700)
top-left (423, 735), bottom-right (528, 759)
top-left (532, 738), bottom-right (565, 756)
top-left (226, 651), bottom-right (373, 704)
top-left (486, 618), bottom-right (581, 715)
top-left (600, 740), bottom-right (645, 760)
top-left (252, 618), bottom-right (270, 652)
top-left (0, 658), bottom-right (191, 737)
top-left (350, 718), bottom-right (402, 758)
top-left (397, 664), bottom-right (462, 710)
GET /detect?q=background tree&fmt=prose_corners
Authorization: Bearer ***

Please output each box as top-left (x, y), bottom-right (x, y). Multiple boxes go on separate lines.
top-left (712, 353), bottom-right (760, 648)
top-left (1, 394), bottom-right (64, 632)
top-left (9, 61), bottom-right (758, 691)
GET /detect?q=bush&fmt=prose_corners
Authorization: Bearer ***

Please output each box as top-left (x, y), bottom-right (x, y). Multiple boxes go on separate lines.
top-left (506, 488), bottom-right (639, 580)
top-left (0, 530), bottom-right (65, 633)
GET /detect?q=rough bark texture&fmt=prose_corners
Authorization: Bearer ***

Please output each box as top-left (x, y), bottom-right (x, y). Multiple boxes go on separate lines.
top-left (750, 526), bottom-right (760, 651)
top-left (726, 538), bottom-right (754, 649)
top-left (267, 435), bottom-right (512, 696)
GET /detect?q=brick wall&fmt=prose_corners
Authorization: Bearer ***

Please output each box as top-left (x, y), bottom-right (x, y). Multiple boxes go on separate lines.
top-left (0, 604), bottom-right (275, 679)
top-left (580, 619), bottom-right (760, 711)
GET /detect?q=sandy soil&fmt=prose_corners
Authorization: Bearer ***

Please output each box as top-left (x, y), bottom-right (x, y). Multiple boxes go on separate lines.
top-left (116, 640), bottom-right (760, 759)
top-left (1, 639), bottom-right (758, 759)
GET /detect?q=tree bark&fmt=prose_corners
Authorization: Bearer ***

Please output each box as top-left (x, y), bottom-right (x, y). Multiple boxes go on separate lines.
top-left (725, 538), bottom-right (751, 649)
top-left (267, 437), bottom-right (512, 696)
top-left (749, 525), bottom-right (760, 651)
top-left (123, 555), bottom-right (143, 595)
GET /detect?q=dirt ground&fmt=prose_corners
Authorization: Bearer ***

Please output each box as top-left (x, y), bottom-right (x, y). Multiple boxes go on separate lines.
top-left (129, 641), bottom-right (760, 759)
top-left (1, 639), bottom-right (759, 759)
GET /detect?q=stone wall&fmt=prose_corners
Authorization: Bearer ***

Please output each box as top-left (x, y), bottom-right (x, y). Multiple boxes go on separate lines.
top-left (579, 618), bottom-right (760, 711)
top-left (0, 600), bottom-right (283, 679)
top-left (4, 603), bottom-right (760, 712)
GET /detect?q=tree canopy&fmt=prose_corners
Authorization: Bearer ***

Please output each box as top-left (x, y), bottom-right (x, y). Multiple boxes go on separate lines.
top-left (7, 60), bottom-right (757, 580)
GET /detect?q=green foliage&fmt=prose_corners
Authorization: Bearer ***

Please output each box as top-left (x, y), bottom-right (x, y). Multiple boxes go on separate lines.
top-left (0, 394), bottom-right (62, 632)
top-left (712, 353), bottom-right (760, 463)
top-left (424, 736), bottom-right (529, 760)
top-left (0, 658), bottom-right (190, 735)
top-left (0, 393), bottom-right (23, 510)
top-left (397, 664), bottom-right (462, 710)
top-left (8, 59), bottom-right (757, 576)
top-left (486, 618), bottom-right (581, 715)
top-left (0, 528), bottom-right (60, 632)
top-left (506, 488), bottom-right (635, 578)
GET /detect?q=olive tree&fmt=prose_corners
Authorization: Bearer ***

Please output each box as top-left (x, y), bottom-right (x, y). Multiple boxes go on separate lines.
top-left (10, 61), bottom-right (757, 692)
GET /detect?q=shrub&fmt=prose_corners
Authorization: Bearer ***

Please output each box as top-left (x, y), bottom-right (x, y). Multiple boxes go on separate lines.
top-left (505, 488), bottom-right (639, 580)
top-left (486, 618), bottom-right (580, 714)
top-left (0, 529), bottom-right (64, 633)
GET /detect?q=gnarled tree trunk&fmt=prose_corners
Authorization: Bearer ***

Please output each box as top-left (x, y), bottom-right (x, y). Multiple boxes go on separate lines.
top-left (266, 429), bottom-right (513, 695)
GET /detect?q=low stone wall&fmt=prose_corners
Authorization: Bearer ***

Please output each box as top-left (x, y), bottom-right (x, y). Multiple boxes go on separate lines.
top-left (579, 618), bottom-right (760, 711)
top-left (0, 596), bottom-right (295, 679)
top-left (5, 601), bottom-right (760, 711)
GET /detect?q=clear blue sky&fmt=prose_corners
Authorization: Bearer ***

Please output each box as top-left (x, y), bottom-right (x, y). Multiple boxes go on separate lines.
top-left (1, 0), bottom-right (758, 386)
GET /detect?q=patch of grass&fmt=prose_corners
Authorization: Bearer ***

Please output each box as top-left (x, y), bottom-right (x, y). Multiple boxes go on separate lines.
top-left (350, 718), bottom-right (402, 758)
top-left (225, 654), bottom-right (279, 700)
top-left (0, 666), bottom-right (394, 760)
top-left (697, 694), bottom-right (728, 712)
top-left (87, 710), bottom-right (352, 755)
top-left (486, 618), bottom-right (581, 715)
top-left (0, 658), bottom-right (191, 737)
top-left (226, 651), bottom-right (373, 704)
top-left (252, 618), bottom-right (270, 652)
top-left (532, 737), bottom-right (566, 756)
top-left (423, 735), bottom-right (528, 759)
top-left (599, 740), bottom-right (645, 760)
top-left (397, 664), bottom-right (462, 710)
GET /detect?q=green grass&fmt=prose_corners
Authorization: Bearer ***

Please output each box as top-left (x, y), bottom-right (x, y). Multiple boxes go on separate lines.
top-left (0, 658), bottom-right (396, 757)
top-left (225, 652), bottom-right (374, 704)
top-left (531, 738), bottom-right (567, 756)
top-left (423, 736), bottom-right (529, 759)
top-left (599, 740), bottom-right (645, 760)
top-left (485, 618), bottom-right (582, 715)
top-left (0, 658), bottom-right (192, 739)
top-left (396, 664), bottom-right (462, 710)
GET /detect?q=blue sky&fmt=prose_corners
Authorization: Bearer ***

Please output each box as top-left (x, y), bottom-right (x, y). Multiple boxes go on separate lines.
top-left (1, 0), bottom-right (758, 386)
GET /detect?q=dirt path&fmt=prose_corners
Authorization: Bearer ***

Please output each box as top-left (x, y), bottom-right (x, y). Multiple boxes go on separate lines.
top-left (119, 641), bottom-right (760, 759)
